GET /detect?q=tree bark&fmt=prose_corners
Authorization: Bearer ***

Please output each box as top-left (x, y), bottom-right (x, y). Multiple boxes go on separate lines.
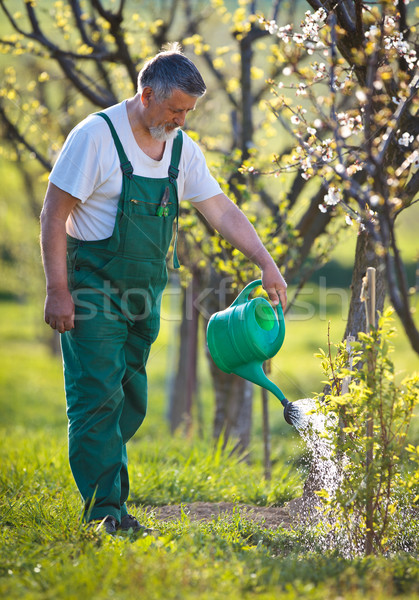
top-left (168, 270), bottom-right (200, 435)
top-left (344, 228), bottom-right (386, 340)
top-left (210, 361), bottom-right (253, 457)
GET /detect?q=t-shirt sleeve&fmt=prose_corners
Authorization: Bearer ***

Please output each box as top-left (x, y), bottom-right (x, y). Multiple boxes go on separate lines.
top-left (49, 126), bottom-right (102, 203)
top-left (181, 136), bottom-right (223, 203)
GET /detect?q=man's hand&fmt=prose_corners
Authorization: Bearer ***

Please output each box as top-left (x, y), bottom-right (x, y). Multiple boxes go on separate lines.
top-left (260, 260), bottom-right (287, 313)
top-left (44, 288), bottom-right (75, 333)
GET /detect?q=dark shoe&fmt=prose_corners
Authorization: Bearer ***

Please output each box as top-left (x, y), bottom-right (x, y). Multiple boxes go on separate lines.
top-left (90, 515), bottom-right (118, 535)
top-left (118, 514), bottom-right (155, 535)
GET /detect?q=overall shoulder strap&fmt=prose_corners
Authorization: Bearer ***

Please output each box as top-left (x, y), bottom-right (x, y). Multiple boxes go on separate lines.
top-left (168, 130), bottom-right (183, 270)
top-left (96, 112), bottom-right (134, 179)
top-left (168, 130), bottom-right (183, 183)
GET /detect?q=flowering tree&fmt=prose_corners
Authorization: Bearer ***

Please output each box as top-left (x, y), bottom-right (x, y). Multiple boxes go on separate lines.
top-left (256, 0), bottom-right (419, 353)
top-left (0, 0), bottom-right (344, 451)
top-left (1, 0), bottom-right (417, 456)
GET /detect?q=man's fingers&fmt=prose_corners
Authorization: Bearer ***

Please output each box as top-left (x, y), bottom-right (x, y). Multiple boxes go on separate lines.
top-left (279, 288), bottom-right (287, 313)
top-left (266, 286), bottom-right (287, 312)
top-left (266, 288), bottom-right (280, 306)
top-left (45, 316), bottom-right (74, 333)
top-left (63, 317), bottom-right (75, 332)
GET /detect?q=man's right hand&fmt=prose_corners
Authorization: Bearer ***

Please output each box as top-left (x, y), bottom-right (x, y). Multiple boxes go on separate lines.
top-left (44, 288), bottom-right (75, 334)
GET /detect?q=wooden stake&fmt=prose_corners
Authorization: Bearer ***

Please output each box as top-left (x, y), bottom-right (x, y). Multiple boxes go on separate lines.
top-left (361, 267), bottom-right (376, 555)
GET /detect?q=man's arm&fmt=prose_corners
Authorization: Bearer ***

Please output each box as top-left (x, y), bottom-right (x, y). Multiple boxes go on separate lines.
top-left (40, 182), bottom-right (79, 333)
top-left (192, 193), bottom-right (287, 311)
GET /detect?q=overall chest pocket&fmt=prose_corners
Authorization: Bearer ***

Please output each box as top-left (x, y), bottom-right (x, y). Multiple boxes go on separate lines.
top-left (122, 179), bottom-right (177, 260)
top-left (129, 197), bottom-right (176, 218)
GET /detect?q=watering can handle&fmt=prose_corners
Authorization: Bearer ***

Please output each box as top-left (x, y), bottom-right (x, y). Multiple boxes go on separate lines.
top-left (231, 279), bottom-right (285, 335)
top-left (231, 279), bottom-right (263, 305)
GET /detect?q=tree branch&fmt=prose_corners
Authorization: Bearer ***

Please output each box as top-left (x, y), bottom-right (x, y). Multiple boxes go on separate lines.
top-left (201, 50), bottom-right (240, 110)
top-left (68, 0), bottom-right (100, 50)
top-left (401, 169), bottom-right (419, 204)
top-left (90, 0), bottom-right (137, 89)
top-left (375, 70), bottom-right (419, 167)
top-left (271, 0), bottom-right (284, 22)
top-left (56, 56), bottom-right (118, 107)
top-left (354, 0), bottom-right (363, 44)
top-left (0, 103), bottom-right (52, 171)
top-left (379, 210), bottom-right (419, 354)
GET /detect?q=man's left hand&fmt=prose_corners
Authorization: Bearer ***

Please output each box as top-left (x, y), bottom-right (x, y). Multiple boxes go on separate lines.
top-left (261, 261), bottom-right (287, 313)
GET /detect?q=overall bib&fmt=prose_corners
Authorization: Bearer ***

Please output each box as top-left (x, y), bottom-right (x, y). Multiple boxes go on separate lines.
top-left (61, 113), bottom-right (182, 522)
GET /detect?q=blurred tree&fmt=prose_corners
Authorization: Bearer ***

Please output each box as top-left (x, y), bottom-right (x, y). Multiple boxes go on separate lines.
top-left (258, 0), bottom-right (418, 353)
top-left (257, 0), bottom-right (418, 516)
top-left (3, 0), bottom-right (414, 455)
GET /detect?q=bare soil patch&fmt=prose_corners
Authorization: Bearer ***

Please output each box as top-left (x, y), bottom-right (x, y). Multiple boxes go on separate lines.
top-left (146, 501), bottom-right (293, 530)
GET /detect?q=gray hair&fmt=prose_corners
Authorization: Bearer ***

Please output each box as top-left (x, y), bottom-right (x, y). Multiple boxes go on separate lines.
top-left (137, 42), bottom-right (206, 102)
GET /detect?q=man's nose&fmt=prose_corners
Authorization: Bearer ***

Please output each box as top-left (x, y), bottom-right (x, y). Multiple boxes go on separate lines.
top-left (173, 111), bottom-right (186, 127)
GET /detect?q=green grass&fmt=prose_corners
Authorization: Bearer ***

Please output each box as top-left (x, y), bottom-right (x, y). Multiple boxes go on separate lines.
top-left (1, 292), bottom-right (418, 599)
top-left (1, 428), bottom-right (418, 600)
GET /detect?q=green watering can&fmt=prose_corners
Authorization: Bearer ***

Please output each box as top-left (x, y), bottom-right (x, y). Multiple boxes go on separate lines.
top-left (206, 279), bottom-right (297, 426)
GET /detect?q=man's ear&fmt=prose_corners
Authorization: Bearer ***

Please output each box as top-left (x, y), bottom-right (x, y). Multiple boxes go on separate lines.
top-left (141, 86), bottom-right (154, 107)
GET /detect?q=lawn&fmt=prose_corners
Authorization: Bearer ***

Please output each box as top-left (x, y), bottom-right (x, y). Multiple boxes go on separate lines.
top-left (1, 286), bottom-right (418, 599)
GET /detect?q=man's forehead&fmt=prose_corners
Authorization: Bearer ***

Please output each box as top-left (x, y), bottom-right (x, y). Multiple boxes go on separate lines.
top-left (165, 89), bottom-right (197, 109)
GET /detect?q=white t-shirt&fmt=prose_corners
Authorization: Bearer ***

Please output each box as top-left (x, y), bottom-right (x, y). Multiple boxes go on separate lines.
top-left (49, 100), bottom-right (222, 240)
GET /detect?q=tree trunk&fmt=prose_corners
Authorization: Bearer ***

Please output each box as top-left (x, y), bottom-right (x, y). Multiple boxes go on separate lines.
top-left (344, 228), bottom-right (386, 339)
top-left (168, 270), bottom-right (200, 435)
top-left (210, 362), bottom-right (253, 457)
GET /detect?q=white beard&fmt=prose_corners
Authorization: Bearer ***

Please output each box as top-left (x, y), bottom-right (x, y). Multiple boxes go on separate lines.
top-left (149, 124), bottom-right (179, 142)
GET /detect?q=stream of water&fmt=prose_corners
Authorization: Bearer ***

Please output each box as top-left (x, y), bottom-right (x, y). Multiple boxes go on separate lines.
top-left (287, 399), bottom-right (417, 556)
top-left (289, 398), bottom-right (341, 501)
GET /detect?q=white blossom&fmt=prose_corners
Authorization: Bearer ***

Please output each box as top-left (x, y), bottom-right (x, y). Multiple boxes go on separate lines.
top-left (340, 125), bottom-right (352, 139)
top-left (324, 186), bottom-right (341, 206)
top-left (296, 83), bottom-right (307, 96)
top-left (398, 132), bottom-right (414, 147)
top-left (356, 90), bottom-right (367, 103)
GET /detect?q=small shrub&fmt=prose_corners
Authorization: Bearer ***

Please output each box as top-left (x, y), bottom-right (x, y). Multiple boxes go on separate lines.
top-left (314, 309), bottom-right (419, 556)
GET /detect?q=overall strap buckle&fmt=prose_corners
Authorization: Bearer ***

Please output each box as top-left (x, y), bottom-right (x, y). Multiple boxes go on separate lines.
top-left (120, 161), bottom-right (134, 179)
top-left (168, 165), bottom-right (179, 184)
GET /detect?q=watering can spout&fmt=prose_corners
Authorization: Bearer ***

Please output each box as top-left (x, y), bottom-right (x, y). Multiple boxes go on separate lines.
top-left (232, 362), bottom-right (296, 426)
top-left (233, 362), bottom-right (287, 407)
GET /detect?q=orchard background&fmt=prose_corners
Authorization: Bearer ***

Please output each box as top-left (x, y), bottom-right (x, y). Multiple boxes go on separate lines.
top-left (0, 1), bottom-right (418, 598)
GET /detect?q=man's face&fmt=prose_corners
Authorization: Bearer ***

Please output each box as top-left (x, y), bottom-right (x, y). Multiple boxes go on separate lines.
top-left (144, 88), bottom-right (198, 142)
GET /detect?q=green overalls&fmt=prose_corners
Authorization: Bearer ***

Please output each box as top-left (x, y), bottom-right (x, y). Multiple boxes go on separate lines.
top-left (61, 112), bottom-right (182, 523)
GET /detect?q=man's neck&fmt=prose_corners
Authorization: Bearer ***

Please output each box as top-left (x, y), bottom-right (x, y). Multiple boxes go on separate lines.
top-left (126, 96), bottom-right (165, 161)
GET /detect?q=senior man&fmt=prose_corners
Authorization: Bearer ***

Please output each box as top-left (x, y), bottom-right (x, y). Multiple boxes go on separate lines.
top-left (41, 43), bottom-right (287, 534)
